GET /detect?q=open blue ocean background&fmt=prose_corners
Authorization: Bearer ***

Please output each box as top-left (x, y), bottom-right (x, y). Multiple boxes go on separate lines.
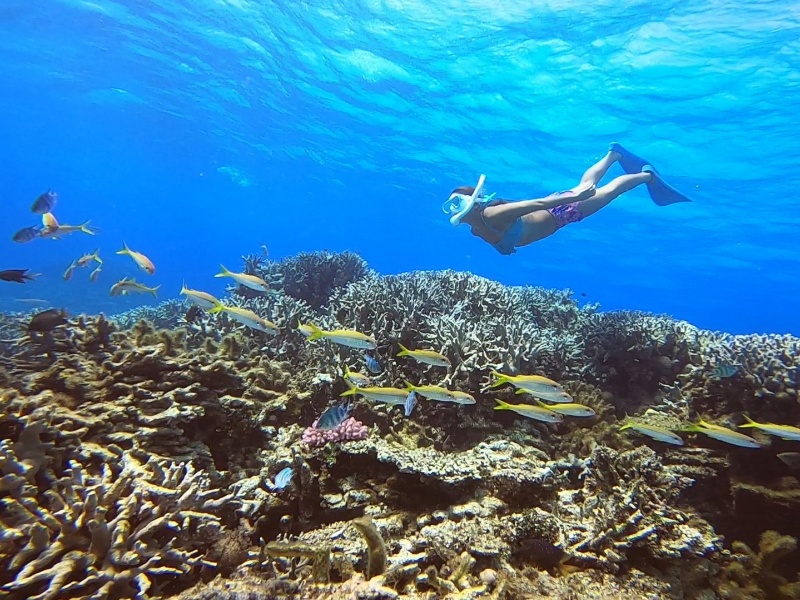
top-left (1, 0), bottom-right (798, 335)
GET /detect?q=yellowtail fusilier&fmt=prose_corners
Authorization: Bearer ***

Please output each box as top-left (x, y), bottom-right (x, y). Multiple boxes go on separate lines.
top-left (396, 344), bottom-right (451, 367)
top-left (490, 370), bottom-right (563, 395)
top-left (109, 277), bottom-right (160, 298)
top-left (340, 381), bottom-right (407, 406)
top-left (619, 420), bottom-right (684, 446)
top-left (405, 382), bottom-right (476, 405)
top-left (685, 420), bottom-right (761, 449)
top-left (738, 415), bottom-right (800, 441)
top-left (493, 399), bottom-right (563, 423)
top-left (343, 365), bottom-right (370, 387)
top-left (297, 321), bottom-right (317, 338)
top-left (215, 264), bottom-right (269, 292)
top-left (209, 305), bottom-right (279, 335)
top-left (534, 400), bottom-right (595, 418)
top-left (515, 387), bottom-right (574, 404)
top-left (305, 323), bottom-right (377, 350)
top-left (180, 282), bottom-right (222, 311)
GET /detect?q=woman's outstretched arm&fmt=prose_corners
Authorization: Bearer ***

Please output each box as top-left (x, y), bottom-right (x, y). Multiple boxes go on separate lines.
top-left (484, 182), bottom-right (596, 226)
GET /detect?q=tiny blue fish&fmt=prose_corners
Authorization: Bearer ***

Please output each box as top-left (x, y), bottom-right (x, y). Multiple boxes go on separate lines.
top-left (364, 353), bottom-right (382, 374)
top-left (12, 226), bottom-right (43, 244)
top-left (404, 390), bottom-right (417, 417)
top-left (317, 401), bottom-right (352, 430)
top-left (31, 190), bottom-right (58, 214)
top-left (271, 467), bottom-right (294, 491)
top-left (713, 364), bottom-right (739, 379)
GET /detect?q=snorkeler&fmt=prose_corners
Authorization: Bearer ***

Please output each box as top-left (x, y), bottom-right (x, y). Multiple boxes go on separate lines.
top-left (442, 142), bottom-right (692, 255)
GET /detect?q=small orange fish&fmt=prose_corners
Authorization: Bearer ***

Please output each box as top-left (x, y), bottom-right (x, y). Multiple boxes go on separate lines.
top-left (42, 212), bottom-right (59, 231)
top-left (75, 249), bottom-right (102, 268)
top-left (117, 241), bottom-right (155, 275)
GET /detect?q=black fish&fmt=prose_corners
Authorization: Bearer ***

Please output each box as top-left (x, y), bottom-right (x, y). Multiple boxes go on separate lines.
top-left (185, 305), bottom-right (201, 323)
top-left (31, 189), bottom-right (57, 214)
top-left (316, 401), bottom-right (352, 430)
top-left (513, 539), bottom-right (576, 574)
top-left (28, 308), bottom-right (68, 332)
top-left (12, 226), bottom-right (43, 243)
top-left (0, 269), bottom-right (37, 284)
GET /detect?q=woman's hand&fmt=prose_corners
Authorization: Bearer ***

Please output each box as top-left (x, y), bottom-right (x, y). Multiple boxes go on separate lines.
top-left (572, 181), bottom-right (597, 201)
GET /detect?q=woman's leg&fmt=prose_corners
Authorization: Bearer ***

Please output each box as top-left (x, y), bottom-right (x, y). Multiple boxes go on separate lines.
top-left (574, 150), bottom-right (621, 189)
top-left (577, 172), bottom-right (652, 217)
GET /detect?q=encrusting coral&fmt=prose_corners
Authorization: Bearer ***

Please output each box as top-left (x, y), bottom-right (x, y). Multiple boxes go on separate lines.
top-left (1, 249), bottom-right (799, 599)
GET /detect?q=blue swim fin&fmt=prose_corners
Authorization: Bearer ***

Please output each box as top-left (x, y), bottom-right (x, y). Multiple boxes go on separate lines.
top-left (609, 142), bottom-right (692, 206)
top-left (609, 142), bottom-right (648, 174)
top-left (642, 165), bottom-right (692, 206)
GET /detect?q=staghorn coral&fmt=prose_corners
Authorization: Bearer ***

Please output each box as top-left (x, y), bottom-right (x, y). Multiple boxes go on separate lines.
top-left (112, 299), bottom-right (188, 331)
top-left (0, 430), bottom-right (233, 600)
top-left (246, 250), bottom-right (373, 309)
top-left (717, 530), bottom-right (800, 599)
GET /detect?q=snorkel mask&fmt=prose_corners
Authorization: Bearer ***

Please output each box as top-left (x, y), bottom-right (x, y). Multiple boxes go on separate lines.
top-left (442, 174), bottom-right (495, 226)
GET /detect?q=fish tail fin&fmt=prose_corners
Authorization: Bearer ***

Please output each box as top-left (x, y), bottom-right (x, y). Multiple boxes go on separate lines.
top-left (619, 418), bottom-right (633, 432)
top-left (151, 285), bottom-right (161, 299)
top-left (208, 304), bottom-right (225, 315)
top-left (493, 398), bottom-right (511, 411)
top-left (180, 280), bottom-right (188, 294)
top-left (78, 221), bottom-right (96, 235)
top-left (683, 422), bottom-right (704, 433)
top-left (739, 414), bottom-right (758, 429)
top-left (93, 248), bottom-right (103, 264)
top-left (306, 323), bottom-right (324, 341)
top-left (514, 388), bottom-right (528, 395)
top-left (215, 264), bottom-right (231, 278)
top-left (117, 241), bottom-right (130, 256)
top-left (558, 563), bottom-right (580, 577)
top-left (397, 343), bottom-right (410, 357)
top-left (697, 419), bottom-right (714, 429)
top-left (339, 380), bottom-right (358, 397)
top-left (489, 370), bottom-right (510, 388)
top-left (403, 380), bottom-right (416, 392)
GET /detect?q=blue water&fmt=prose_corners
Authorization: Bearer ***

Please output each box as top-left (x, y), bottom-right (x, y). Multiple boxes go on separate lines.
top-left (1, 0), bottom-right (798, 334)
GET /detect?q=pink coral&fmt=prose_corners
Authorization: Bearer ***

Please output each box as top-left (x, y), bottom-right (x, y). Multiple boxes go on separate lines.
top-left (302, 417), bottom-right (369, 448)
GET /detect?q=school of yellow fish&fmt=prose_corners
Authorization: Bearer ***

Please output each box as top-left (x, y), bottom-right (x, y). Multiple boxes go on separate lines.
top-left (179, 279), bottom-right (800, 447)
top-left (12, 191), bottom-right (799, 447)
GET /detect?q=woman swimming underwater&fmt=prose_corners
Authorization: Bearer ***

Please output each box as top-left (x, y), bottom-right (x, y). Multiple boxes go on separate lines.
top-left (442, 142), bottom-right (692, 255)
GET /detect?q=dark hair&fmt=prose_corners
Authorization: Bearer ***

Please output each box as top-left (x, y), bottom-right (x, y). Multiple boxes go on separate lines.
top-left (450, 185), bottom-right (507, 206)
top-left (451, 185), bottom-right (476, 196)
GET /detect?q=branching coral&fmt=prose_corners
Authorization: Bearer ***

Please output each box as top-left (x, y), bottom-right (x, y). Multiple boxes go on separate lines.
top-left (247, 251), bottom-right (373, 309)
top-left (0, 429), bottom-right (233, 600)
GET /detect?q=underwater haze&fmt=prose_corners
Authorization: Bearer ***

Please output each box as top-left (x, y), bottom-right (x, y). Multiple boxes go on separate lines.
top-left (1, 0), bottom-right (799, 334)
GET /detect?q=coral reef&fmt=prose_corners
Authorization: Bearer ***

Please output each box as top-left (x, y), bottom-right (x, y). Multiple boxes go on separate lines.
top-left (0, 249), bottom-right (799, 599)
top-left (302, 416), bottom-right (369, 448)
top-left (0, 424), bottom-right (233, 600)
